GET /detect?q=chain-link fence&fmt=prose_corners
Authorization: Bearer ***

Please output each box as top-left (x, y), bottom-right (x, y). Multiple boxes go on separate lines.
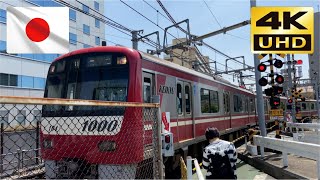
top-left (0, 96), bottom-right (162, 179)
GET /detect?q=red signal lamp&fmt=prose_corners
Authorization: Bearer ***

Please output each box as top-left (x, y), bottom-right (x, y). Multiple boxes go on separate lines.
top-left (297, 60), bottom-right (303, 65)
top-left (274, 59), bottom-right (283, 68)
top-left (257, 63), bottom-right (267, 72)
top-left (165, 135), bottom-right (170, 143)
top-left (275, 75), bottom-right (284, 84)
top-left (288, 99), bottom-right (293, 104)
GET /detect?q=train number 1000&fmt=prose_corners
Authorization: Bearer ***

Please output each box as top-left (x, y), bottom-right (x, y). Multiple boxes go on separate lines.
top-left (82, 120), bottom-right (118, 132)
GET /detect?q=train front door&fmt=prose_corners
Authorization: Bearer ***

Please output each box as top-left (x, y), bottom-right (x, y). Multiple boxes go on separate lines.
top-left (176, 81), bottom-right (193, 141)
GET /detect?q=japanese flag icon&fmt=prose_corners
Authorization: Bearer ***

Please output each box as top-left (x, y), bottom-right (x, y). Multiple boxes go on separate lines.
top-left (7, 7), bottom-right (69, 54)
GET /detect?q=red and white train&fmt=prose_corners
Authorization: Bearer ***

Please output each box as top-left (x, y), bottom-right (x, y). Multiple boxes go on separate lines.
top-left (40, 46), bottom-right (317, 178)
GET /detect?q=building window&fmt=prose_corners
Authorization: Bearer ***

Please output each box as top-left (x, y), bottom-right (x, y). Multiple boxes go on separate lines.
top-left (29, 0), bottom-right (62, 7)
top-left (94, 1), bottom-right (99, 11)
top-left (83, 24), bottom-right (90, 35)
top-left (201, 88), bottom-right (219, 113)
top-left (234, 95), bottom-right (243, 112)
top-left (95, 18), bottom-right (100, 28)
top-left (83, 4), bottom-right (89, 13)
top-left (17, 110), bottom-right (26, 125)
top-left (0, 40), bottom-right (6, 52)
top-left (0, 110), bottom-right (9, 126)
top-left (9, 74), bottom-right (18, 86)
top-left (0, 9), bottom-right (6, 23)
top-left (34, 77), bottom-right (45, 89)
top-left (21, 75), bottom-right (34, 88)
top-left (33, 110), bottom-right (41, 122)
top-left (69, 9), bottom-right (76, 21)
top-left (0, 73), bottom-right (8, 86)
top-left (69, 33), bottom-right (77, 45)
top-left (95, 36), bottom-right (100, 45)
top-left (83, 44), bottom-right (91, 48)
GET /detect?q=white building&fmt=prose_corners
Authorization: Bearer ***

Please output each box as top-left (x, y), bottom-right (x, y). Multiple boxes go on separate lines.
top-left (0, 0), bottom-right (105, 126)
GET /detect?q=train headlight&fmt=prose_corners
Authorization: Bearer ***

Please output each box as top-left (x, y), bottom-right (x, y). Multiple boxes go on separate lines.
top-left (98, 141), bottom-right (116, 152)
top-left (43, 139), bottom-right (53, 149)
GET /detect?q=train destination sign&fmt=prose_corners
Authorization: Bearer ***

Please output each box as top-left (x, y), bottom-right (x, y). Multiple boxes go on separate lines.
top-left (251, 7), bottom-right (314, 54)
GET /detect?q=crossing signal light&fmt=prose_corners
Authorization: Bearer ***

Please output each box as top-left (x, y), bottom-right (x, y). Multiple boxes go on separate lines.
top-left (274, 59), bottom-right (283, 68)
top-left (293, 59), bottom-right (303, 65)
top-left (273, 86), bottom-right (283, 95)
top-left (265, 88), bottom-right (273, 96)
top-left (259, 77), bottom-right (268, 86)
top-left (257, 63), bottom-right (267, 72)
top-left (270, 97), bottom-right (280, 107)
top-left (275, 75), bottom-right (284, 84)
top-left (288, 99), bottom-right (293, 104)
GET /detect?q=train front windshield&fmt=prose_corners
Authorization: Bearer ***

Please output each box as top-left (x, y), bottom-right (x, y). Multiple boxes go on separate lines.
top-left (44, 53), bottom-right (129, 111)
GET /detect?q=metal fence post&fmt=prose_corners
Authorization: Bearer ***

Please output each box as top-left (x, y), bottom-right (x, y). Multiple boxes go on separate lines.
top-left (0, 123), bottom-right (3, 173)
top-left (36, 121), bottom-right (40, 165)
top-left (187, 156), bottom-right (193, 180)
top-left (152, 95), bottom-right (163, 179)
top-left (17, 149), bottom-right (21, 174)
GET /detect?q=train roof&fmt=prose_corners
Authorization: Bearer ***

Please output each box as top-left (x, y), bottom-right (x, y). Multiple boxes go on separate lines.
top-left (139, 51), bottom-right (255, 95)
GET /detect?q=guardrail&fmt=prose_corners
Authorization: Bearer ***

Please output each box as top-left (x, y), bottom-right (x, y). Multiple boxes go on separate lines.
top-left (253, 135), bottom-right (320, 178)
top-left (286, 122), bottom-right (320, 132)
top-left (186, 156), bottom-right (204, 180)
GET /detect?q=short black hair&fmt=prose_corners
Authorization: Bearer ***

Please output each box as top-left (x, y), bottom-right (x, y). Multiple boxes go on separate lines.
top-left (205, 127), bottom-right (220, 140)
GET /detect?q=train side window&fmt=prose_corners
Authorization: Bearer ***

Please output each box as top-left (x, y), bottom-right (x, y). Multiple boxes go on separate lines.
top-left (185, 85), bottom-right (191, 114)
top-left (224, 93), bottom-right (230, 113)
top-left (209, 90), bottom-right (219, 113)
top-left (244, 98), bottom-right (249, 113)
top-left (233, 95), bottom-right (243, 112)
top-left (250, 98), bottom-right (255, 112)
top-left (201, 89), bottom-right (210, 113)
top-left (311, 103), bottom-right (315, 110)
top-left (177, 83), bottom-right (183, 115)
top-left (302, 103), bottom-right (306, 110)
top-left (143, 77), bottom-right (151, 103)
top-left (201, 88), bottom-right (219, 113)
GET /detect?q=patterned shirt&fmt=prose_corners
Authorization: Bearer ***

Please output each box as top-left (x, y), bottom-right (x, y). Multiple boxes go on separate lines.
top-left (202, 139), bottom-right (237, 179)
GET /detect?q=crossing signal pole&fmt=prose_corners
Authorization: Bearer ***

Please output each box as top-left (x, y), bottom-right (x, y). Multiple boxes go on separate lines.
top-left (257, 54), bottom-right (285, 139)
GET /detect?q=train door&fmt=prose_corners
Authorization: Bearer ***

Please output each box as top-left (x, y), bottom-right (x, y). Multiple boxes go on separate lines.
top-left (223, 92), bottom-right (231, 128)
top-left (244, 97), bottom-right (249, 125)
top-left (142, 72), bottom-right (155, 103)
top-left (176, 81), bottom-right (193, 141)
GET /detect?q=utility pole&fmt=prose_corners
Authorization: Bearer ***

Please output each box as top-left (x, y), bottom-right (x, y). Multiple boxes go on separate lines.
top-left (131, 30), bottom-right (143, 50)
top-left (287, 54), bottom-right (296, 123)
top-left (251, 1), bottom-right (266, 158)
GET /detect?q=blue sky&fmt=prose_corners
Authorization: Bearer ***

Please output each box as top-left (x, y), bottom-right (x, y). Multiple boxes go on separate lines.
top-left (104, 0), bottom-right (319, 87)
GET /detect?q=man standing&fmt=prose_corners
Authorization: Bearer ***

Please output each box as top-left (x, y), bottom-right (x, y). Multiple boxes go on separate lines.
top-left (202, 127), bottom-right (237, 179)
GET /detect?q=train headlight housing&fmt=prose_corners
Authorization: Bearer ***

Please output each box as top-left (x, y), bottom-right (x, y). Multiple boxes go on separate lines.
top-left (98, 141), bottom-right (116, 152)
top-left (43, 139), bottom-right (53, 149)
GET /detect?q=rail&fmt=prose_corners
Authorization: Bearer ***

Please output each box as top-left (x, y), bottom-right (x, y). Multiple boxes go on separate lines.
top-left (253, 135), bottom-right (320, 178)
top-left (0, 96), bottom-right (160, 108)
top-left (186, 156), bottom-right (204, 180)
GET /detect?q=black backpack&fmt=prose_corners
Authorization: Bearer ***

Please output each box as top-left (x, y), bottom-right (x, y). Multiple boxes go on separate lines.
top-left (207, 150), bottom-right (235, 179)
